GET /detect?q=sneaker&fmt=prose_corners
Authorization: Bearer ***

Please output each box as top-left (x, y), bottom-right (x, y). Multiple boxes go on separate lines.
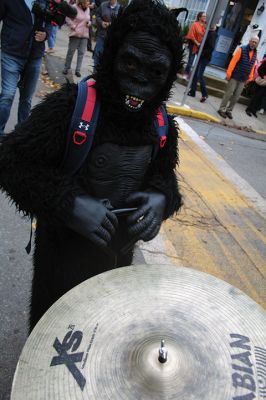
top-left (245, 109), bottom-right (252, 117)
top-left (226, 110), bottom-right (233, 119)
top-left (182, 73), bottom-right (189, 81)
top-left (259, 108), bottom-right (264, 114)
top-left (200, 96), bottom-right (208, 103)
top-left (47, 48), bottom-right (55, 54)
top-left (75, 71), bottom-right (81, 77)
top-left (218, 110), bottom-right (227, 118)
top-left (62, 68), bottom-right (68, 75)
top-left (187, 91), bottom-right (195, 97)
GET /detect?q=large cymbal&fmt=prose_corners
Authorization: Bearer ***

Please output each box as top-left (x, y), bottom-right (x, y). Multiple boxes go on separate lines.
top-left (11, 265), bottom-right (266, 400)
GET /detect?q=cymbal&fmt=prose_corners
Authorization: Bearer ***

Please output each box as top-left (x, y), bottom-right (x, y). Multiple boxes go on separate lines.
top-left (11, 264), bottom-right (266, 400)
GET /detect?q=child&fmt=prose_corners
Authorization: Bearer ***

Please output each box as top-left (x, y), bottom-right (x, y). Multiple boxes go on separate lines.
top-left (63, 0), bottom-right (91, 77)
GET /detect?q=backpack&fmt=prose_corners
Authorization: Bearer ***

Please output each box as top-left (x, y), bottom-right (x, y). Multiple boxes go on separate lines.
top-left (61, 77), bottom-right (169, 176)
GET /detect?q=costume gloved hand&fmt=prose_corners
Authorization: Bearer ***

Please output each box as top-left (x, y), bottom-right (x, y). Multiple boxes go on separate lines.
top-left (66, 195), bottom-right (118, 247)
top-left (125, 191), bottom-right (166, 242)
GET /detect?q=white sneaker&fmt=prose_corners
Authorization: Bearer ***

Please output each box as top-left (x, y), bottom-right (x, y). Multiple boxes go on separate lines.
top-left (258, 108), bottom-right (264, 114)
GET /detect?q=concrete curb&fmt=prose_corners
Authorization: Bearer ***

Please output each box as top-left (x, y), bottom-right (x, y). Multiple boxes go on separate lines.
top-left (166, 104), bottom-right (221, 123)
top-left (166, 104), bottom-right (266, 136)
top-left (254, 129), bottom-right (266, 136)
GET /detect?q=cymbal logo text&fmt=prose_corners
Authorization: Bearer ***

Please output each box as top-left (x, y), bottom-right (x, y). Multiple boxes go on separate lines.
top-left (230, 333), bottom-right (257, 400)
top-left (50, 329), bottom-right (86, 391)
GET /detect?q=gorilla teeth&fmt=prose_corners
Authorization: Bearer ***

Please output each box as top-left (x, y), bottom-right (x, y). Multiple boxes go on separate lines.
top-left (125, 95), bottom-right (144, 110)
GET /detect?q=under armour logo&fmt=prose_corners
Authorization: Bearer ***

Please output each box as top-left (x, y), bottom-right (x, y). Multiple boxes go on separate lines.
top-left (79, 121), bottom-right (90, 130)
top-left (50, 330), bottom-right (86, 390)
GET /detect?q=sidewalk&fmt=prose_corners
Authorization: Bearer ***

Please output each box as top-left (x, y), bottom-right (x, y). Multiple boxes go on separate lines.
top-left (45, 26), bottom-right (266, 136)
top-left (168, 80), bottom-right (266, 135)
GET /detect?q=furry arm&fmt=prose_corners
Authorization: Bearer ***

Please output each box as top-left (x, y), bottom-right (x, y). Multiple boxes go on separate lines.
top-left (0, 84), bottom-right (82, 223)
top-left (144, 115), bottom-right (182, 219)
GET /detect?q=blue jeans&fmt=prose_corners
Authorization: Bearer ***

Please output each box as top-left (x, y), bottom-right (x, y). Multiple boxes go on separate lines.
top-left (93, 36), bottom-right (105, 72)
top-left (46, 24), bottom-right (58, 49)
top-left (0, 52), bottom-right (42, 134)
top-left (190, 58), bottom-right (209, 98)
top-left (184, 43), bottom-right (196, 75)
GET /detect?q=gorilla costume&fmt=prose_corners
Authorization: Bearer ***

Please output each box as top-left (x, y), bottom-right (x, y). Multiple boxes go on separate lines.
top-left (0, 0), bottom-right (183, 330)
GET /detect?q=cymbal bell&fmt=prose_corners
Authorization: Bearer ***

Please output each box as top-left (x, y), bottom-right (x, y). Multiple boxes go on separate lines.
top-left (11, 264), bottom-right (266, 400)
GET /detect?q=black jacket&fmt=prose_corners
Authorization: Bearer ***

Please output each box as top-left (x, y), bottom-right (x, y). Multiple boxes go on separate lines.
top-left (201, 29), bottom-right (217, 62)
top-left (0, 0), bottom-right (46, 59)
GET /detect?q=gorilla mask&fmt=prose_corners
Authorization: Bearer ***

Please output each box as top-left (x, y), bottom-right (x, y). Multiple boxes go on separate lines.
top-left (114, 32), bottom-right (172, 111)
top-left (95, 0), bottom-right (183, 114)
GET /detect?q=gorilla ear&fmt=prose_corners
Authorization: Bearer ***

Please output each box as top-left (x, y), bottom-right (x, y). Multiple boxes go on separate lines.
top-left (171, 7), bottom-right (188, 21)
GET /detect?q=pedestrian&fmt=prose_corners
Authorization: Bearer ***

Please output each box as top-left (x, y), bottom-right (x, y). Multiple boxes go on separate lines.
top-left (87, 0), bottom-right (96, 52)
top-left (246, 56), bottom-right (266, 118)
top-left (183, 11), bottom-right (206, 79)
top-left (0, 0), bottom-right (77, 138)
top-left (93, 0), bottom-right (121, 71)
top-left (0, 0), bottom-right (47, 136)
top-left (218, 36), bottom-right (259, 120)
top-left (46, 22), bottom-right (59, 53)
top-left (62, 0), bottom-right (91, 77)
top-left (188, 26), bottom-right (217, 103)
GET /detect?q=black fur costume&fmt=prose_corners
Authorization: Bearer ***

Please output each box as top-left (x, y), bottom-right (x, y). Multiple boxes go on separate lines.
top-left (0, 0), bottom-right (183, 329)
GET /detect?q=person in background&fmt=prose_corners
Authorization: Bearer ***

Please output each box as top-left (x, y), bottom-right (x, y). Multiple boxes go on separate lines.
top-left (93, 0), bottom-right (121, 71)
top-left (188, 26), bottom-right (217, 103)
top-left (218, 36), bottom-right (259, 119)
top-left (0, 0), bottom-right (47, 137)
top-left (183, 11), bottom-right (206, 80)
top-left (87, 0), bottom-right (96, 52)
top-left (245, 56), bottom-right (266, 117)
top-left (63, 0), bottom-right (91, 77)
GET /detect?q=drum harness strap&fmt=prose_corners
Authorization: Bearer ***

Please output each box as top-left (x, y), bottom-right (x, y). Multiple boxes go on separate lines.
top-left (26, 77), bottom-right (169, 259)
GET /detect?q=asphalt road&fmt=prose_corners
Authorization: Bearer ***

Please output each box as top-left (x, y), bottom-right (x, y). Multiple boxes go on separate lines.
top-left (184, 118), bottom-right (266, 199)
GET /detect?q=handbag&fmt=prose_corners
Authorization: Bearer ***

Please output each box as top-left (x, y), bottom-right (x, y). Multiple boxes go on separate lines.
top-left (255, 76), bottom-right (266, 86)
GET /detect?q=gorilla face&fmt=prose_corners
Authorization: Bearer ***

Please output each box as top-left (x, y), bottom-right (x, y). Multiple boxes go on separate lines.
top-left (114, 31), bottom-right (172, 111)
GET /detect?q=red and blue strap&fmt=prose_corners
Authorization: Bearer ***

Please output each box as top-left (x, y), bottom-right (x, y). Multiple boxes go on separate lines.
top-left (60, 78), bottom-right (100, 176)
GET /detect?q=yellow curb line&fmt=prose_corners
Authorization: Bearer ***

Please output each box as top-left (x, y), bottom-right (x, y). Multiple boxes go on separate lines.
top-left (254, 129), bottom-right (266, 135)
top-left (166, 104), bottom-right (221, 123)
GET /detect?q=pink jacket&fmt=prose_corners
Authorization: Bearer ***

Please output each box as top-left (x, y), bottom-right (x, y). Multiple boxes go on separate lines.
top-left (66, 5), bottom-right (91, 38)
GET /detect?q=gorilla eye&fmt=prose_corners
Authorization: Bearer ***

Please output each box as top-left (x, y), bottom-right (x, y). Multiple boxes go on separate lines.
top-left (152, 69), bottom-right (163, 78)
top-left (125, 59), bottom-right (137, 70)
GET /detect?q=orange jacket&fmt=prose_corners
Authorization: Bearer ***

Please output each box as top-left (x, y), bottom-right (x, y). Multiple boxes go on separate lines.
top-left (186, 21), bottom-right (206, 54)
top-left (226, 47), bottom-right (257, 81)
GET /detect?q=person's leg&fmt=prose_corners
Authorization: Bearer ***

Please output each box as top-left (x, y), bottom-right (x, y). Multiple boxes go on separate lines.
top-left (46, 23), bottom-right (53, 49)
top-left (0, 52), bottom-right (25, 134)
top-left (219, 79), bottom-right (237, 112)
top-left (198, 59), bottom-right (208, 99)
top-left (18, 56), bottom-right (42, 124)
top-left (63, 37), bottom-right (78, 72)
top-left (47, 24), bottom-right (58, 50)
top-left (87, 26), bottom-right (93, 51)
top-left (93, 36), bottom-right (105, 72)
top-left (75, 38), bottom-right (87, 75)
top-left (260, 91), bottom-right (266, 112)
top-left (247, 85), bottom-right (265, 113)
top-left (184, 43), bottom-right (195, 75)
top-left (246, 83), bottom-right (259, 114)
top-left (188, 64), bottom-right (199, 96)
top-left (227, 80), bottom-right (245, 111)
